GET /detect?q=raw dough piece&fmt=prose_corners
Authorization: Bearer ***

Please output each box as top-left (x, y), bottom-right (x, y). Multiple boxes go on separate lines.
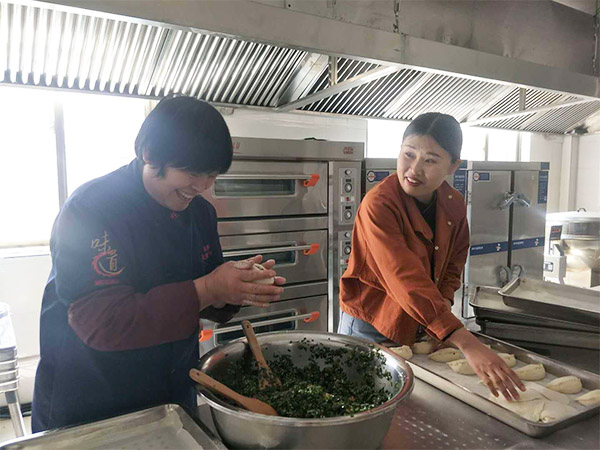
top-left (390, 345), bottom-right (412, 360)
top-left (412, 340), bottom-right (435, 355)
top-left (447, 358), bottom-right (475, 375)
top-left (524, 382), bottom-right (570, 405)
top-left (540, 401), bottom-right (577, 423)
top-left (428, 348), bottom-right (463, 362)
top-left (489, 394), bottom-right (545, 422)
top-left (514, 363), bottom-right (546, 381)
top-left (497, 353), bottom-right (516, 368)
top-left (576, 389), bottom-right (600, 407)
top-left (546, 375), bottom-right (583, 394)
top-left (251, 263), bottom-right (275, 285)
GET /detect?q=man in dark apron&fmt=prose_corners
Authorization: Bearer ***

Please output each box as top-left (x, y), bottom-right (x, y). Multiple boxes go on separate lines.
top-left (32, 96), bottom-right (285, 431)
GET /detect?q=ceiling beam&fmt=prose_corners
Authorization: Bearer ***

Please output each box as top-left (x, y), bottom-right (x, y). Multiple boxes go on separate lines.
top-left (275, 65), bottom-right (398, 112)
top-left (34, 0), bottom-right (600, 100)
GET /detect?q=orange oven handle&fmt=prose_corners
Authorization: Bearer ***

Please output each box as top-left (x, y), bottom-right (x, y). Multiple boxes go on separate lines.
top-left (223, 243), bottom-right (320, 259)
top-left (199, 311), bottom-right (321, 342)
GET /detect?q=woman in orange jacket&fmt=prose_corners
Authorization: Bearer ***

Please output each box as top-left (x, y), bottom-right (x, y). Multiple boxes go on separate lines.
top-left (339, 112), bottom-right (525, 401)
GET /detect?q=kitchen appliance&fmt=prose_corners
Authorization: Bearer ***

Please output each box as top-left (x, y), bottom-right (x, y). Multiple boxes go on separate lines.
top-left (545, 211), bottom-right (600, 288)
top-left (196, 331), bottom-right (414, 449)
top-left (199, 137), bottom-right (363, 351)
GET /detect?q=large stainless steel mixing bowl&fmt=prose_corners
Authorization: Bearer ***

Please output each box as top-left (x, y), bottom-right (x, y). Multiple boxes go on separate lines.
top-left (197, 331), bottom-right (414, 449)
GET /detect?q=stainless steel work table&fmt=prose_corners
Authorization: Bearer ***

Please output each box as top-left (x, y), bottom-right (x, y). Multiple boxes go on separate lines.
top-left (382, 378), bottom-right (599, 450)
top-left (198, 338), bottom-right (599, 449)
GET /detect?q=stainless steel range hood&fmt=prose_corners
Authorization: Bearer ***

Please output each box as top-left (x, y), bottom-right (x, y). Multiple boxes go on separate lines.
top-left (2, 0), bottom-right (600, 134)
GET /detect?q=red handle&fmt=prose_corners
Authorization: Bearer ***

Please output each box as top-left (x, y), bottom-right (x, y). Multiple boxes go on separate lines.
top-left (199, 329), bottom-right (214, 342)
top-left (303, 174), bottom-right (320, 187)
top-left (302, 243), bottom-right (320, 255)
top-left (303, 311), bottom-right (320, 323)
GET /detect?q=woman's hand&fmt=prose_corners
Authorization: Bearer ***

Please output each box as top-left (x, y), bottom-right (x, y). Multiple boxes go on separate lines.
top-left (194, 255), bottom-right (285, 308)
top-left (448, 328), bottom-right (525, 401)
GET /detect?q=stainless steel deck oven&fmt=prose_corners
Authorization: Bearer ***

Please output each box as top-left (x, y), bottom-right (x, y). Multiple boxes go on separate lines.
top-left (198, 137), bottom-right (363, 352)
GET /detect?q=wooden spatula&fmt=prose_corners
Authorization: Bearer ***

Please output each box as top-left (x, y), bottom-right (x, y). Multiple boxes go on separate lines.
top-left (241, 320), bottom-right (282, 389)
top-left (189, 368), bottom-right (278, 416)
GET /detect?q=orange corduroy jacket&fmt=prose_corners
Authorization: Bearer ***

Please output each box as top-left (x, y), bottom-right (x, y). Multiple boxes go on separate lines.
top-left (339, 174), bottom-right (469, 344)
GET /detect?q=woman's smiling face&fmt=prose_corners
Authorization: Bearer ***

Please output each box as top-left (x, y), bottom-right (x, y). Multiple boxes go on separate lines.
top-left (397, 134), bottom-right (461, 203)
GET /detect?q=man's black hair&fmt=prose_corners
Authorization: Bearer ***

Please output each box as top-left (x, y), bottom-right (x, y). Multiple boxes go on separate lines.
top-left (403, 113), bottom-right (463, 162)
top-left (135, 96), bottom-right (233, 176)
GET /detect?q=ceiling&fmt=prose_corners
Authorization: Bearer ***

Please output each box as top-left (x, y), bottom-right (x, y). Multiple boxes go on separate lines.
top-left (1, 0), bottom-right (600, 134)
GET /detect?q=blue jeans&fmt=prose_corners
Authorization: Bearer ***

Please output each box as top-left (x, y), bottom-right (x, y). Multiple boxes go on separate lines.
top-left (337, 311), bottom-right (387, 343)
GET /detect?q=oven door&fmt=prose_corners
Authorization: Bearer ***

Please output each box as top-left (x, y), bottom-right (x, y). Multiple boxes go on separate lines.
top-left (199, 295), bottom-right (328, 353)
top-left (203, 160), bottom-right (328, 218)
top-left (220, 230), bottom-right (327, 285)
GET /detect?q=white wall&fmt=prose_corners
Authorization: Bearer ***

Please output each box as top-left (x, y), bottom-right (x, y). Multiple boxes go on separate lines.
top-left (576, 134), bottom-right (600, 212)
top-left (525, 133), bottom-right (565, 213)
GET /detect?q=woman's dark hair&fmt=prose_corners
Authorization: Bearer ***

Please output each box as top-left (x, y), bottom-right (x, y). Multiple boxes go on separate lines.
top-left (402, 113), bottom-right (462, 162)
top-left (135, 96), bottom-right (233, 176)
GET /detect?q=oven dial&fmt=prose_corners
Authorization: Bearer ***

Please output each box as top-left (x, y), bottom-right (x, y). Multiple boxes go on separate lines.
top-left (344, 183), bottom-right (353, 193)
top-left (345, 232), bottom-right (351, 238)
top-left (343, 245), bottom-right (351, 255)
top-left (344, 210), bottom-right (353, 220)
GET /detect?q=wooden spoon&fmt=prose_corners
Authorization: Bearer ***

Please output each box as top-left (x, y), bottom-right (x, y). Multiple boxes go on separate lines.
top-left (241, 320), bottom-right (282, 389)
top-left (189, 368), bottom-right (278, 416)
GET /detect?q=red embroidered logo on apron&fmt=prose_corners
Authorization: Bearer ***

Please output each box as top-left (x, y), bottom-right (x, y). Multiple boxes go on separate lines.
top-left (91, 231), bottom-right (124, 282)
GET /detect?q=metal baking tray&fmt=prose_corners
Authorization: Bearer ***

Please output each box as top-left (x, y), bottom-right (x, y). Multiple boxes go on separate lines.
top-left (477, 319), bottom-right (600, 349)
top-left (471, 286), bottom-right (599, 333)
top-left (499, 278), bottom-right (600, 326)
top-left (0, 404), bottom-right (227, 450)
top-left (406, 333), bottom-right (600, 437)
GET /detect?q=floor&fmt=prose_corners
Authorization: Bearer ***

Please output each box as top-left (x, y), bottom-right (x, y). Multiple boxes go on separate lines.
top-left (0, 415), bottom-right (32, 444)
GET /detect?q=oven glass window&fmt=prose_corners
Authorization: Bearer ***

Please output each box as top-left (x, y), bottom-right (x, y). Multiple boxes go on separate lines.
top-left (224, 250), bottom-right (296, 266)
top-left (213, 179), bottom-right (296, 197)
top-left (215, 311), bottom-right (297, 345)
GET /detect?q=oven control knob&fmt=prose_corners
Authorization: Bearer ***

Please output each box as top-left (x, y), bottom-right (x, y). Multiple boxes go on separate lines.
top-left (344, 232), bottom-right (351, 238)
top-left (344, 183), bottom-right (353, 193)
top-left (344, 210), bottom-right (353, 220)
top-left (345, 169), bottom-right (352, 175)
top-left (343, 245), bottom-right (351, 255)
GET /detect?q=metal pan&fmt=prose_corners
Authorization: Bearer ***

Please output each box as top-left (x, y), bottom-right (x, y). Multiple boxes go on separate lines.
top-left (0, 404), bottom-right (227, 450)
top-left (471, 286), bottom-right (599, 333)
top-left (499, 278), bottom-right (600, 326)
top-left (406, 333), bottom-right (600, 437)
top-left (477, 319), bottom-right (600, 349)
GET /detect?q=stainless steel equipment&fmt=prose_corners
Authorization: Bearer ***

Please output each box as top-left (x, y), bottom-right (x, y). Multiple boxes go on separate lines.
top-left (545, 211), bottom-right (600, 288)
top-left (0, 404), bottom-right (226, 450)
top-left (499, 277), bottom-right (600, 325)
top-left (470, 286), bottom-right (599, 333)
top-left (199, 137), bottom-right (363, 350)
top-left (196, 331), bottom-right (414, 450)
top-left (463, 162), bottom-right (549, 317)
top-left (407, 332), bottom-right (600, 437)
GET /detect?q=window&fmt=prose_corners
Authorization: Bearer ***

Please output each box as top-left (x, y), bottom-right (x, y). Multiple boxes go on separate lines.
top-left (0, 87), bottom-right (59, 247)
top-left (0, 87), bottom-right (149, 248)
top-left (487, 129), bottom-right (519, 162)
top-left (460, 127), bottom-right (486, 161)
top-left (63, 93), bottom-right (147, 195)
top-left (366, 119), bottom-right (408, 158)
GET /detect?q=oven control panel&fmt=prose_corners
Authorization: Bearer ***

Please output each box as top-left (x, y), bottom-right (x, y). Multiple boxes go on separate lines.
top-left (339, 167), bottom-right (358, 224)
top-left (338, 230), bottom-right (352, 279)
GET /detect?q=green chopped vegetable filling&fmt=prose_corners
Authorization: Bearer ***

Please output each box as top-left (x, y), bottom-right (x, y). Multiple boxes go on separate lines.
top-left (214, 339), bottom-right (401, 418)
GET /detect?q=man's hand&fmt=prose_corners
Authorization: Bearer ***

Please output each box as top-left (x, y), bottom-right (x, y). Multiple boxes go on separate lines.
top-left (194, 255), bottom-right (285, 308)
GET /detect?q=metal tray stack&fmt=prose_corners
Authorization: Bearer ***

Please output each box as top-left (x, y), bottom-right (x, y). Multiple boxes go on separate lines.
top-left (470, 281), bottom-right (600, 349)
top-left (0, 404), bottom-right (227, 450)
